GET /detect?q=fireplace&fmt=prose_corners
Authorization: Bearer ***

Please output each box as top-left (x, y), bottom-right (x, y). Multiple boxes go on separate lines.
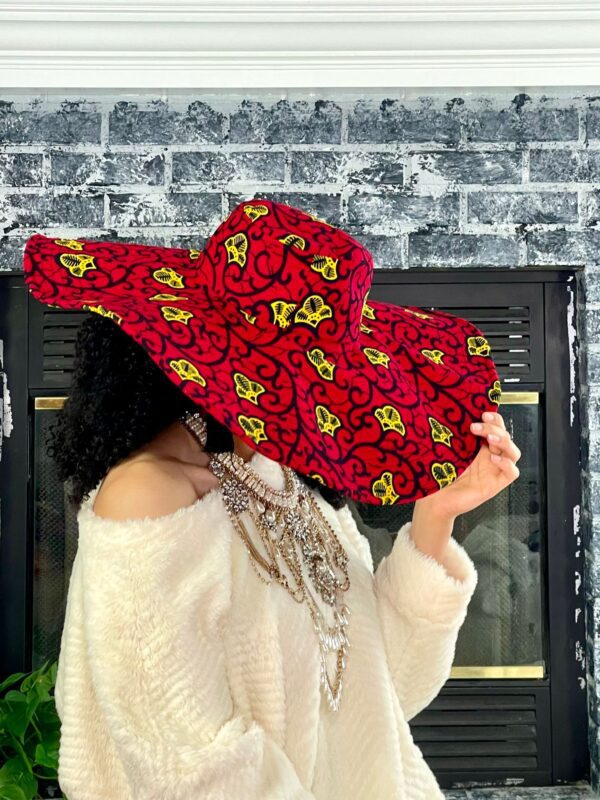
top-left (0, 262), bottom-right (585, 790)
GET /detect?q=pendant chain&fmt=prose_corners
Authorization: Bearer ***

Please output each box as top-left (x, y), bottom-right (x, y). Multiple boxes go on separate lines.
top-left (180, 410), bottom-right (352, 713)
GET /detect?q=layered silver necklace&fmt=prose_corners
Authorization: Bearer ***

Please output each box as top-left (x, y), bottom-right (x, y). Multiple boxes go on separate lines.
top-left (179, 409), bottom-right (352, 712)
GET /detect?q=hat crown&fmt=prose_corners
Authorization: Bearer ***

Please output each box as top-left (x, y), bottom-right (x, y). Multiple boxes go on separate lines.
top-left (195, 200), bottom-right (374, 346)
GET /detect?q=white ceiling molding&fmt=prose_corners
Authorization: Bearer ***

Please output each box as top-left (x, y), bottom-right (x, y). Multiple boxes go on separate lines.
top-left (1, 1), bottom-right (600, 88)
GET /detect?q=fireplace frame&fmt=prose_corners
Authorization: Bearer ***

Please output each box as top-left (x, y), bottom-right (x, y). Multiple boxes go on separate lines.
top-left (0, 264), bottom-right (586, 787)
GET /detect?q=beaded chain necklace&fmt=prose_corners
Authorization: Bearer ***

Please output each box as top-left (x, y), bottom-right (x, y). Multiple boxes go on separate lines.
top-left (179, 409), bottom-right (352, 713)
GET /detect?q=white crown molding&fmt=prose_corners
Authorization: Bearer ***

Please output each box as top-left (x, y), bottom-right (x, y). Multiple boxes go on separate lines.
top-left (1, 1), bottom-right (600, 88)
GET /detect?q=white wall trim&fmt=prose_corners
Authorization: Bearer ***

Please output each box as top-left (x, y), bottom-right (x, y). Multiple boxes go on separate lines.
top-left (2, 1), bottom-right (600, 88)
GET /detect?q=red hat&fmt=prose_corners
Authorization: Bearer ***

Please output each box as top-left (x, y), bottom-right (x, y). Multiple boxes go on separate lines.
top-left (22, 198), bottom-right (501, 506)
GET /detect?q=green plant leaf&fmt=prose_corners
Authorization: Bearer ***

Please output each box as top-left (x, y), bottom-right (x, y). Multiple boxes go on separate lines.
top-left (0, 673), bottom-right (28, 695)
top-left (34, 730), bottom-right (59, 770)
top-left (21, 663), bottom-right (53, 704)
top-left (35, 700), bottom-right (60, 733)
top-left (0, 660), bottom-right (61, 799)
top-left (3, 694), bottom-right (33, 744)
top-left (0, 758), bottom-right (37, 799)
top-left (0, 786), bottom-right (28, 800)
top-left (2, 696), bottom-right (29, 745)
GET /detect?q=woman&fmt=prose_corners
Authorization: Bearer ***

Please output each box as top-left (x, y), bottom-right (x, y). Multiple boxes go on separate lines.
top-left (43, 313), bottom-right (520, 800)
top-left (24, 198), bottom-right (518, 799)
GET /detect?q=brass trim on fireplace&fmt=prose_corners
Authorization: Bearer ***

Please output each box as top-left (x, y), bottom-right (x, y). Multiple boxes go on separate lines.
top-left (450, 665), bottom-right (545, 679)
top-left (499, 391), bottom-right (539, 404)
top-left (35, 393), bottom-right (540, 410)
top-left (35, 397), bottom-right (68, 410)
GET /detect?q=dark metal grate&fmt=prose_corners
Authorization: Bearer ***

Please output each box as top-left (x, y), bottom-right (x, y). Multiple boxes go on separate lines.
top-left (40, 311), bottom-right (85, 385)
top-left (427, 305), bottom-right (532, 381)
top-left (411, 692), bottom-right (541, 771)
top-left (37, 305), bottom-right (533, 383)
top-left (33, 278), bottom-right (544, 389)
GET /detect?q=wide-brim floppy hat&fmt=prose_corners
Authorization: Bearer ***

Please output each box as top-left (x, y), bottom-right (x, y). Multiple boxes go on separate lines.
top-left (22, 197), bottom-right (501, 506)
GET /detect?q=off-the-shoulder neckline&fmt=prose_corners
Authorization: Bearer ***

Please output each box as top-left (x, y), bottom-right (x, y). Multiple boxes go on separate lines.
top-left (78, 448), bottom-right (286, 527)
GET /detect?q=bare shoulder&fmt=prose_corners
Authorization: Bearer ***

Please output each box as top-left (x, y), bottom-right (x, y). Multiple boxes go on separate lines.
top-left (92, 457), bottom-right (220, 522)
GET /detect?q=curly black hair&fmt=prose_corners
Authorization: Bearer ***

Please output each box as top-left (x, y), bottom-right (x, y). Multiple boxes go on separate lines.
top-left (46, 313), bottom-right (350, 513)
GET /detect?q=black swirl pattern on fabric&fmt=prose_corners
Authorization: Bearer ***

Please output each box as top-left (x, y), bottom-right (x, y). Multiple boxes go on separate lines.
top-left (22, 197), bottom-right (500, 505)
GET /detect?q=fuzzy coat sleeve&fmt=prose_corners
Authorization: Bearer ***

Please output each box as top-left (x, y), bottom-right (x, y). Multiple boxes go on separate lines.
top-left (334, 506), bottom-right (478, 723)
top-left (69, 501), bottom-right (316, 800)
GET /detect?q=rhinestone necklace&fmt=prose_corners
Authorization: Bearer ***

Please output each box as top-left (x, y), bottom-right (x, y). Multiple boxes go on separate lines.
top-left (180, 410), bottom-right (352, 713)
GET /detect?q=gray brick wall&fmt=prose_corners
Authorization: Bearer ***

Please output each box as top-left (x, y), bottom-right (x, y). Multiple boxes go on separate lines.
top-left (0, 89), bottom-right (598, 796)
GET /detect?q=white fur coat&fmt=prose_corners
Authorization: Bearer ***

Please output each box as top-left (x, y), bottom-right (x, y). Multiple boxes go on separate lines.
top-left (54, 449), bottom-right (478, 800)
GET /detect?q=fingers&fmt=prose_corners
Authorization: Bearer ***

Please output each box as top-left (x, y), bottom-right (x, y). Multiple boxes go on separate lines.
top-left (482, 410), bottom-right (506, 430)
top-left (489, 450), bottom-right (520, 482)
top-left (470, 419), bottom-right (522, 463)
top-left (489, 435), bottom-right (521, 465)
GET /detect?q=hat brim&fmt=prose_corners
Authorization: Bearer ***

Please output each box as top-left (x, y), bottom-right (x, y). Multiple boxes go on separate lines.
top-left (23, 232), bottom-right (500, 506)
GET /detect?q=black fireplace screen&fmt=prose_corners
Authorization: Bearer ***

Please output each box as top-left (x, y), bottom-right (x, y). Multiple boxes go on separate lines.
top-left (31, 393), bottom-right (544, 680)
top-left (0, 267), bottom-right (585, 788)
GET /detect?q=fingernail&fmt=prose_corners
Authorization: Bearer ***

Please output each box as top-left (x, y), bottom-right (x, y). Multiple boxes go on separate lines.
top-left (488, 433), bottom-right (500, 442)
top-left (491, 453), bottom-right (502, 462)
top-left (483, 411), bottom-right (495, 421)
top-left (471, 422), bottom-right (483, 432)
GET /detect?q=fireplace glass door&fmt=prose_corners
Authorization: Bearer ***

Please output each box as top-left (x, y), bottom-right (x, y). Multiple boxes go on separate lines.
top-left (31, 397), bottom-right (79, 670)
top-left (32, 393), bottom-right (543, 679)
top-left (349, 392), bottom-right (545, 680)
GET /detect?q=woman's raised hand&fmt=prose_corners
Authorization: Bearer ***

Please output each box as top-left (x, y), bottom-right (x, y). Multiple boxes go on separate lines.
top-left (415, 410), bottom-right (521, 523)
